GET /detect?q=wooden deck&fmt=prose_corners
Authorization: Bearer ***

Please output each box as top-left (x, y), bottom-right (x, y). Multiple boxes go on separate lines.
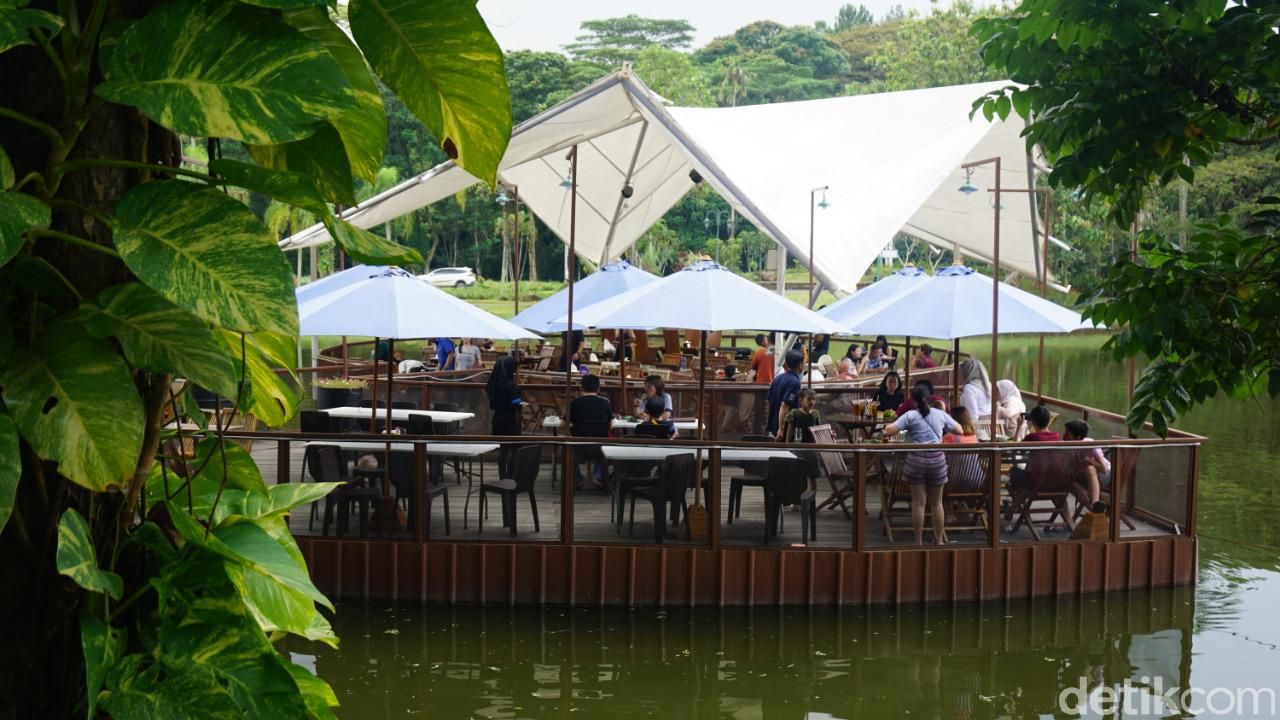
top-left (257, 442), bottom-right (1169, 549)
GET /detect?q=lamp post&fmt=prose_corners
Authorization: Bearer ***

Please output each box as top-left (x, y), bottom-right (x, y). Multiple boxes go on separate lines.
top-left (990, 186), bottom-right (1054, 403)
top-left (807, 186), bottom-right (829, 387)
top-left (703, 208), bottom-right (732, 262)
top-left (959, 158), bottom-right (1002, 428)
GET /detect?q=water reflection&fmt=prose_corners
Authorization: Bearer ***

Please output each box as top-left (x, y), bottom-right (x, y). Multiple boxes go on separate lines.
top-left (292, 589), bottom-right (1199, 719)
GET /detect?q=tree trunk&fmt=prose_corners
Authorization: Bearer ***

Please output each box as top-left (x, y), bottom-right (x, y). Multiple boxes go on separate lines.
top-left (500, 233), bottom-right (511, 282)
top-left (527, 231), bottom-right (539, 282)
top-left (0, 17), bottom-right (178, 716)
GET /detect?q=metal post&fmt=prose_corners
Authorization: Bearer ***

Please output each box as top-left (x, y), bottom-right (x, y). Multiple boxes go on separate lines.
top-left (566, 145), bottom-right (577, 407)
top-left (962, 156), bottom-right (1002, 424)
top-left (512, 185), bottom-right (521, 316)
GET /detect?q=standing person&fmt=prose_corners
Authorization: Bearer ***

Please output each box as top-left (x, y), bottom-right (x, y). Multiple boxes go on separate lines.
top-left (956, 359), bottom-right (992, 422)
top-left (486, 356), bottom-right (523, 477)
top-left (454, 338), bottom-right (484, 371)
top-left (809, 333), bottom-right (831, 361)
top-left (749, 333), bottom-right (775, 384)
top-left (560, 329), bottom-right (585, 371)
top-left (883, 382), bottom-right (963, 545)
top-left (874, 371), bottom-right (905, 412)
top-left (569, 374), bottom-right (613, 489)
top-left (435, 337), bottom-right (456, 371)
top-left (780, 388), bottom-right (821, 444)
top-left (767, 350), bottom-right (805, 439)
top-left (914, 343), bottom-right (937, 369)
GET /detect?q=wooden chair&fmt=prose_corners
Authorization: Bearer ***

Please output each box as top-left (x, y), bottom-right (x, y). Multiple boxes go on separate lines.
top-left (1004, 448), bottom-right (1076, 540)
top-left (521, 385), bottom-right (565, 434)
top-left (943, 450), bottom-right (992, 540)
top-left (879, 453), bottom-right (913, 543)
top-left (534, 344), bottom-right (556, 372)
top-left (810, 424), bottom-right (855, 519)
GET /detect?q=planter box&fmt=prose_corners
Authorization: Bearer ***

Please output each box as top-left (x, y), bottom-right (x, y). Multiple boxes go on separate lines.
top-left (317, 387), bottom-right (362, 410)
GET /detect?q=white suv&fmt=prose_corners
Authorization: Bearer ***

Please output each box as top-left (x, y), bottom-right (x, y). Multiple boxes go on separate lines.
top-left (420, 267), bottom-right (477, 288)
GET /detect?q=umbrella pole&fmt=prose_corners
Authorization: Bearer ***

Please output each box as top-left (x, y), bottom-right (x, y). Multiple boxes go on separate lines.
top-left (342, 336), bottom-right (349, 379)
top-left (369, 337), bottom-right (379, 433)
top-left (951, 338), bottom-right (961, 409)
top-left (903, 335), bottom-right (911, 390)
top-left (618, 331), bottom-right (627, 414)
top-left (688, 330), bottom-right (708, 542)
top-left (384, 338), bottom-right (395, 527)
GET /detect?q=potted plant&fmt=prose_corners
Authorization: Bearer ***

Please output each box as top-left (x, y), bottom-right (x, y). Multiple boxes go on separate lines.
top-left (316, 377), bottom-right (367, 410)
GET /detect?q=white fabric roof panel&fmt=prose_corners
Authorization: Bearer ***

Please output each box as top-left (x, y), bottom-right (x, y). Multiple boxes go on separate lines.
top-left (280, 71), bottom-right (1048, 295)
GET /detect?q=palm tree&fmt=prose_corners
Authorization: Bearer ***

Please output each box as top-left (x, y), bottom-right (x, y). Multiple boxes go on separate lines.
top-left (717, 58), bottom-right (749, 108)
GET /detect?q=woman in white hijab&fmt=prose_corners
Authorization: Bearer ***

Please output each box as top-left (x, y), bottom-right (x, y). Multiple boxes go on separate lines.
top-left (957, 359), bottom-right (992, 420)
top-left (994, 379), bottom-right (1026, 437)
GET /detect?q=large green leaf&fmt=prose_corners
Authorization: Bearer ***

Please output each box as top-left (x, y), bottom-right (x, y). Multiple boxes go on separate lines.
top-left (246, 124), bottom-right (357, 206)
top-left (0, 412), bottom-right (17, 537)
top-left (191, 437), bottom-right (268, 494)
top-left (246, 331), bottom-right (298, 373)
top-left (287, 664), bottom-right (339, 720)
top-left (208, 158), bottom-right (329, 217)
top-left (0, 319), bottom-right (143, 491)
top-left (349, 0), bottom-right (511, 183)
top-left (97, 0), bottom-right (357, 145)
top-left (218, 330), bottom-right (298, 427)
top-left (81, 283), bottom-right (240, 399)
top-left (56, 509), bottom-right (124, 599)
top-left (101, 655), bottom-right (243, 720)
top-left (0, 144), bottom-right (13, 189)
top-left (285, 7), bottom-right (386, 183)
top-left (80, 613), bottom-right (124, 720)
top-left (0, 3), bottom-right (63, 54)
top-left (326, 217), bottom-right (422, 266)
top-left (114, 180), bottom-right (297, 335)
top-left (0, 190), bottom-right (49, 265)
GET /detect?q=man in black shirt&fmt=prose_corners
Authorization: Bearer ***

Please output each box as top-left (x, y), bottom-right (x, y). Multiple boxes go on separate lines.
top-left (767, 350), bottom-right (805, 439)
top-left (569, 374), bottom-right (613, 488)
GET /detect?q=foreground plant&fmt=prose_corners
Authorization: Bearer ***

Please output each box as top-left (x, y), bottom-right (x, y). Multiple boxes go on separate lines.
top-left (0, 0), bottom-right (509, 716)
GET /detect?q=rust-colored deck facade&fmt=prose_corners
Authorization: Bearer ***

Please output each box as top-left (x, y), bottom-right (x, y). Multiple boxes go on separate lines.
top-left (297, 536), bottom-right (1197, 607)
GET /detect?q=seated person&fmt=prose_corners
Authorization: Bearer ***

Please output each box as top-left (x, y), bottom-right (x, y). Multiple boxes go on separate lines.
top-left (943, 406), bottom-right (979, 444)
top-left (913, 343), bottom-right (938, 369)
top-left (872, 335), bottom-right (897, 369)
top-left (874, 371), bottom-right (904, 412)
top-left (569, 374), bottom-right (613, 488)
top-left (1009, 405), bottom-right (1061, 491)
top-left (721, 364), bottom-right (738, 381)
top-left (632, 396), bottom-right (675, 439)
top-left (895, 379), bottom-right (948, 415)
top-left (1063, 419), bottom-right (1111, 505)
top-left (864, 345), bottom-right (889, 372)
top-left (635, 375), bottom-right (673, 421)
top-left (838, 345), bottom-right (863, 379)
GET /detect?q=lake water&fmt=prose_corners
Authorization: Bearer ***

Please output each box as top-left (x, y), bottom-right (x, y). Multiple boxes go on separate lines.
top-left (290, 335), bottom-right (1280, 718)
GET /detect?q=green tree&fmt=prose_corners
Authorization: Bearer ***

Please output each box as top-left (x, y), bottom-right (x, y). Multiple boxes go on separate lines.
top-left (974, 0), bottom-right (1280, 434)
top-left (834, 3), bottom-right (875, 31)
top-left (504, 50), bottom-right (572, 124)
top-left (867, 2), bottom-right (1000, 92)
top-left (633, 46), bottom-right (714, 106)
top-left (0, 2), bottom-right (510, 718)
top-left (565, 15), bottom-right (695, 67)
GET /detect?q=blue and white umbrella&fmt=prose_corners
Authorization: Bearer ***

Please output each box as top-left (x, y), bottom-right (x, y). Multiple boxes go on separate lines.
top-left (818, 266), bottom-right (930, 332)
top-left (834, 265), bottom-right (1095, 339)
top-left (510, 259), bottom-right (658, 333)
top-left (563, 260), bottom-right (847, 334)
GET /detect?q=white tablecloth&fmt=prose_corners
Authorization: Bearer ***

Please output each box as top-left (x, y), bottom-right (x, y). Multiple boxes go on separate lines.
top-left (324, 406), bottom-right (475, 423)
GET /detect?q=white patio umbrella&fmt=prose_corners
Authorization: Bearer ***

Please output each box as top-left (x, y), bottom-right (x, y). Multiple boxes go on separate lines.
top-left (835, 265), bottom-right (1093, 338)
top-left (296, 266), bottom-right (537, 532)
top-left (559, 260), bottom-right (845, 540)
top-left (819, 265), bottom-right (933, 386)
top-left (834, 264), bottom-right (1097, 418)
top-left (511, 259), bottom-right (658, 333)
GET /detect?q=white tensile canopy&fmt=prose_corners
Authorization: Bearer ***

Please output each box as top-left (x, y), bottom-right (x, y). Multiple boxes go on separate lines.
top-left (280, 68), bottom-right (1057, 296)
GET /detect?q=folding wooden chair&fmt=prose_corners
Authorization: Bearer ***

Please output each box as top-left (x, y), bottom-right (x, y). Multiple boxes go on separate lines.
top-left (943, 450), bottom-right (991, 540)
top-left (1005, 448), bottom-right (1076, 540)
top-left (879, 453), bottom-right (912, 542)
top-left (810, 424), bottom-right (855, 519)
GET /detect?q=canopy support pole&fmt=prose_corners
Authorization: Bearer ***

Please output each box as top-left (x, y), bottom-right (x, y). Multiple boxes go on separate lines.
top-left (963, 156), bottom-right (1002, 432)
top-left (565, 145), bottom-right (578, 410)
top-left (511, 185), bottom-right (522, 362)
top-left (599, 121), bottom-right (649, 265)
top-left (774, 243), bottom-right (786, 374)
top-left (310, 246), bottom-right (319, 399)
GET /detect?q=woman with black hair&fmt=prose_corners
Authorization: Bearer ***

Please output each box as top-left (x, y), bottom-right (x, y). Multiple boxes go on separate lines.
top-left (486, 356), bottom-right (524, 476)
top-left (872, 335), bottom-right (897, 369)
top-left (883, 381), bottom-right (962, 545)
top-left (874, 371), bottom-right (905, 411)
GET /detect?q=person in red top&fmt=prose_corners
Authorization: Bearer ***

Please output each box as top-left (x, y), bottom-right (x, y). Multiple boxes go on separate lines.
top-left (1009, 405), bottom-right (1061, 492)
top-left (913, 343), bottom-right (938, 369)
top-left (749, 333), bottom-right (775, 384)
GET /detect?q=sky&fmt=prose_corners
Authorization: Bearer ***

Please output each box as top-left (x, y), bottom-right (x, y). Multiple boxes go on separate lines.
top-left (476, 0), bottom-right (941, 53)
